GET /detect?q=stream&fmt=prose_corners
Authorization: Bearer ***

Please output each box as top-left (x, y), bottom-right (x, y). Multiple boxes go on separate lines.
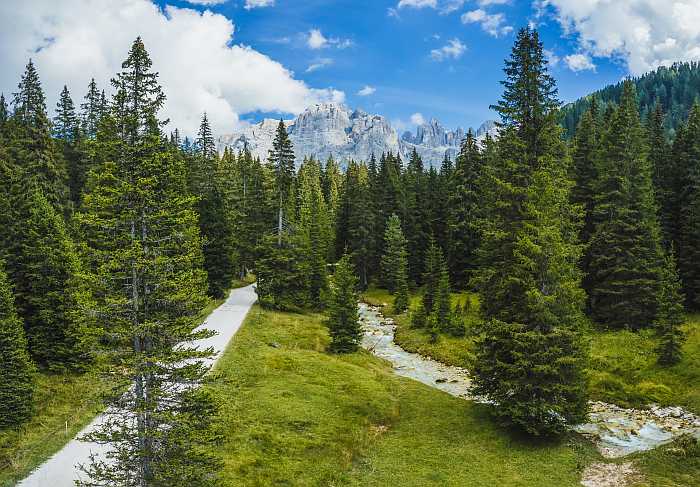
top-left (358, 303), bottom-right (700, 459)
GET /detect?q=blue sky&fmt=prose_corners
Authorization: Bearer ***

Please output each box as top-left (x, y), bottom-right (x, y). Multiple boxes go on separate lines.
top-left (2, 1), bottom-right (698, 136)
top-left (164, 0), bottom-right (628, 131)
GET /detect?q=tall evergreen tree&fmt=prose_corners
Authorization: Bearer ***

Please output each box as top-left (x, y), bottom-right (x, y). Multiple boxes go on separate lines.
top-left (14, 191), bottom-right (93, 370)
top-left (381, 214), bottom-right (409, 293)
top-left (448, 130), bottom-right (482, 287)
top-left (403, 148), bottom-right (431, 283)
top-left (54, 85), bottom-right (84, 206)
top-left (655, 251), bottom-right (686, 365)
top-left (78, 38), bottom-right (221, 485)
top-left (327, 253), bottom-right (361, 353)
top-left (473, 28), bottom-right (588, 435)
top-left (81, 78), bottom-right (103, 138)
top-left (53, 85), bottom-right (79, 141)
top-left (269, 119), bottom-right (295, 245)
top-left (421, 239), bottom-right (443, 314)
top-left (8, 60), bottom-right (69, 211)
top-left (0, 263), bottom-right (34, 429)
top-left (587, 81), bottom-right (666, 328)
top-left (678, 104), bottom-right (700, 308)
top-left (0, 93), bottom-right (8, 132)
top-left (647, 104), bottom-right (675, 248)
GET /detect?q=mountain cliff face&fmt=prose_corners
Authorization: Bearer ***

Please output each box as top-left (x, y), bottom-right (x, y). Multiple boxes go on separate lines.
top-left (217, 103), bottom-right (497, 167)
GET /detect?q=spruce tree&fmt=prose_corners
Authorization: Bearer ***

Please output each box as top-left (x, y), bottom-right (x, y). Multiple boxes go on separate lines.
top-left (8, 60), bottom-right (69, 212)
top-left (448, 130), bottom-right (482, 287)
top-left (678, 104), bottom-right (700, 308)
top-left (647, 104), bottom-right (675, 248)
top-left (77, 38), bottom-right (221, 485)
top-left (15, 191), bottom-right (93, 370)
top-left (0, 93), bottom-right (8, 133)
top-left (473, 28), bottom-right (588, 435)
top-left (587, 81), bottom-right (665, 329)
top-left (54, 85), bottom-right (84, 206)
top-left (655, 251), bottom-right (686, 365)
top-left (53, 85), bottom-right (79, 141)
top-left (0, 263), bottom-right (34, 429)
top-left (433, 259), bottom-right (453, 334)
top-left (403, 149), bottom-right (431, 283)
top-left (421, 239), bottom-right (442, 314)
top-left (81, 78), bottom-right (103, 138)
top-left (381, 214), bottom-right (409, 292)
top-left (269, 119), bottom-right (295, 244)
top-left (327, 253), bottom-right (361, 353)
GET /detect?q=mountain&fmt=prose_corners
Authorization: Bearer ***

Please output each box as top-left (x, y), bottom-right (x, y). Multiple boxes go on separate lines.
top-left (561, 62), bottom-right (700, 139)
top-left (217, 103), bottom-right (498, 167)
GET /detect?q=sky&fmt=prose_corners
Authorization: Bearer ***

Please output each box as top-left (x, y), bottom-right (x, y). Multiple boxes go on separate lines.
top-left (2, 0), bottom-right (700, 137)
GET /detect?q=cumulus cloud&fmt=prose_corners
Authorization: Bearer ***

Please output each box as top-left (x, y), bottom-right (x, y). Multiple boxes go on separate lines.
top-left (306, 29), bottom-right (353, 50)
top-left (411, 112), bottom-right (426, 125)
top-left (357, 85), bottom-right (376, 96)
top-left (430, 38), bottom-right (467, 61)
top-left (398, 0), bottom-right (438, 8)
top-left (565, 53), bottom-right (596, 72)
top-left (185, 0), bottom-right (227, 5)
top-left (306, 58), bottom-right (334, 73)
top-left (461, 9), bottom-right (513, 37)
top-left (541, 0), bottom-right (700, 75)
top-left (0, 0), bottom-right (343, 137)
top-left (244, 0), bottom-right (274, 9)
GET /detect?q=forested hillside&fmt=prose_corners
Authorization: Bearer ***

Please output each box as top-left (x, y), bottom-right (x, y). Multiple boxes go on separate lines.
top-left (561, 61), bottom-right (700, 138)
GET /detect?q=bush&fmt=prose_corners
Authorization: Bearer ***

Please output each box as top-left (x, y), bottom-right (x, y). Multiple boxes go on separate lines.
top-left (633, 381), bottom-right (674, 405)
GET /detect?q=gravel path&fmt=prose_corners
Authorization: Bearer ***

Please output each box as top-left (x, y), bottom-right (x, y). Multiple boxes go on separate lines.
top-left (18, 284), bottom-right (258, 487)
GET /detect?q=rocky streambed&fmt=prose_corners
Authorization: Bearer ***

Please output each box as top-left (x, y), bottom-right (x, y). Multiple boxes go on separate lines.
top-left (358, 303), bottom-right (700, 459)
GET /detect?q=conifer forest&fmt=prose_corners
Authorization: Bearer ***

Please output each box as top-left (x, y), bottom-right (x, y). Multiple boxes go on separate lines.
top-left (1, 6), bottom-right (699, 487)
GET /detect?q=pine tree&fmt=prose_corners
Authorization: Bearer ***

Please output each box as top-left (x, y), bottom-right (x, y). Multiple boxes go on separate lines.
top-left (255, 233), bottom-right (310, 311)
top-left (77, 38), bottom-right (221, 485)
top-left (421, 239), bottom-right (442, 314)
top-left (14, 191), bottom-right (93, 370)
top-left (8, 60), bottom-right (69, 212)
top-left (403, 149), bottom-right (431, 283)
top-left (587, 81), bottom-right (665, 328)
top-left (54, 85), bottom-right (84, 206)
top-left (327, 253), bottom-right (361, 353)
top-left (449, 130), bottom-right (482, 287)
top-left (655, 251), bottom-right (686, 365)
top-left (81, 78), bottom-right (103, 138)
top-left (0, 93), bottom-right (8, 133)
top-left (0, 263), bottom-right (34, 429)
top-left (54, 85), bottom-right (79, 141)
top-left (269, 119), bottom-right (295, 245)
top-left (472, 28), bottom-right (588, 435)
top-left (647, 104), bottom-right (675, 248)
top-left (678, 104), bottom-right (700, 308)
top-left (433, 259), bottom-right (452, 333)
top-left (570, 97), bottom-right (600, 246)
top-left (195, 114), bottom-right (235, 298)
top-left (381, 214), bottom-right (409, 292)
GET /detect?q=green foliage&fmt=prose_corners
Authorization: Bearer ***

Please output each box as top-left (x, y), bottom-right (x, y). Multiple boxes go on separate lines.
top-left (448, 130), bottom-right (482, 287)
top-left (0, 264), bottom-right (34, 429)
top-left (678, 104), bottom-right (700, 308)
top-left (421, 239), bottom-right (442, 313)
top-left (473, 27), bottom-right (588, 435)
top-left (255, 234), bottom-right (310, 312)
top-left (380, 214), bottom-right (409, 293)
top-left (402, 149), bottom-right (431, 283)
top-left (77, 37), bottom-right (220, 486)
top-left (561, 61), bottom-right (700, 139)
top-left (587, 81), bottom-right (665, 329)
top-left (13, 191), bottom-right (93, 371)
top-left (655, 252), bottom-right (686, 365)
top-left (327, 253), bottom-right (360, 353)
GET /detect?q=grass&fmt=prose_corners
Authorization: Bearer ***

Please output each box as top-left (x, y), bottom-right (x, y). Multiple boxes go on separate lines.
top-left (207, 303), bottom-right (608, 486)
top-left (230, 273), bottom-right (256, 290)
top-left (363, 287), bottom-right (700, 415)
top-left (0, 371), bottom-right (109, 487)
top-left (0, 293), bottom-right (229, 487)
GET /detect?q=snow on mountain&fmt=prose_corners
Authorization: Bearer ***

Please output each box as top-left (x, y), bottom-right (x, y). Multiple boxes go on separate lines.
top-left (217, 103), bottom-right (497, 167)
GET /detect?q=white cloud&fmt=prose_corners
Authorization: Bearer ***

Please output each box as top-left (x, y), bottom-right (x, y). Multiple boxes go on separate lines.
top-left (542, 0), bottom-right (700, 75)
top-left (411, 112), bottom-right (426, 125)
top-left (441, 0), bottom-right (466, 14)
top-left (0, 0), bottom-right (344, 136)
top-left (398, 0), bottom-right (438, 8)
top-left (306, 58), bottom-right (333, 73)
top-left (430, 38), bottom-right (467, 61)
top-left (461, 9), bottom-right (513, 37)
top-left (244, 0), bottom-right (274, 9)
top-left (478, 0), bottom-right (510, 5)
top-left (185, 0), bottom-right (227, 4)
top-left (544, 49), bottom-right (561, 67)
top-left (564, 53), bottom-right (596, 72)
top-left (306, 29), bottom-right (353, 50)
top-left (357, 85), bottom-right (376, 96)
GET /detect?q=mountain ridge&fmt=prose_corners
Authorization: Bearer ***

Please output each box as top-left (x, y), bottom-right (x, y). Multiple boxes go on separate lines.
top-left (217, 103), bottom-right (497, 166)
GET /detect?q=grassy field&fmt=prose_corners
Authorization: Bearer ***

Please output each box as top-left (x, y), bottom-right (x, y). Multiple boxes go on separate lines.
top-left (0, 371), bottom-right (108, 486)
top-left (207, 303), bottom-right (611, 486)
top-left (363, 287), bottom-right (700, 415)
